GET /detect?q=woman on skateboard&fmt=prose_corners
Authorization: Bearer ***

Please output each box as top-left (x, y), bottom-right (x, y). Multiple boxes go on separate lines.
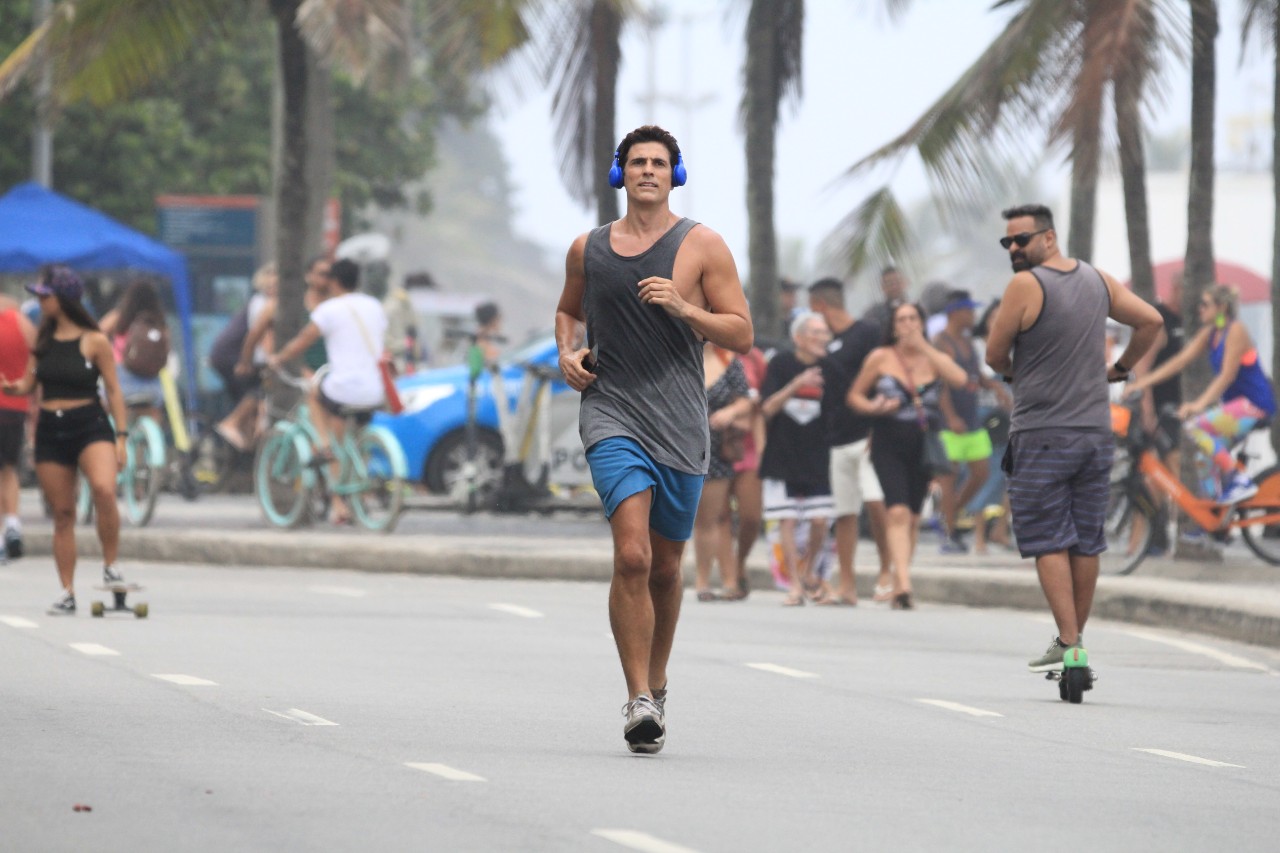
top-left (0, 266), bottom-right (129, 615)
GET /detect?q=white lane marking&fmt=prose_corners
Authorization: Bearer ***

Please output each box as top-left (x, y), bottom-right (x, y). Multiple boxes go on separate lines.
top-left (1120, 627), bottom-right (1277, 674)
top-left (917, 699), bottom-right (1004, 718)
top-left (404, 762), bottom-right (486, 782)
top-left (69, 642), bottom-right (120, 656)
top-left (1133, 748), bottom-right (1245, 768)
top-left (308, 585), bottom-right (367, 598)
top-left (745, 662), bottom-right (819, 679)
top-left (263, 708), bottom-right (339, 726)
top-left (489, 603), bottom-right (544, 619)
top-left (152, 674), bottom-right (218, 686)
top-left (591, 829), bottom-right (702, 853)
top-left (0, 616), bottom-right (38, 628)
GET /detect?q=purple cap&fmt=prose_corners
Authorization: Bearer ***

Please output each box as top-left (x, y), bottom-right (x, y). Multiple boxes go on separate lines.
top-left (25, 266), bottom-right (84, 302)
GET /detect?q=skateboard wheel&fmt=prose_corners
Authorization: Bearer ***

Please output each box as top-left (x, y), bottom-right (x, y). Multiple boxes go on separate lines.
top-left (134, 602), bottom-right (148, 619)
top-left (1064, 667), bottom-right (1087, 704)
top-left (90, 601), bottom-right (104, 618)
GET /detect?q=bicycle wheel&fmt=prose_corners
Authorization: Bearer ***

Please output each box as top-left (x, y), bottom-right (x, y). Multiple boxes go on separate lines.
top-left (350, 426), bottom-right (408, 533)
top-left (121, 416), bottom-right (165, 527)
top-left (255, 427), bottom-right (315, 528)
top-left (1098, 480), bottom-right (1153, 576)
top-left (1240, 465), bottom-right (1280, 565)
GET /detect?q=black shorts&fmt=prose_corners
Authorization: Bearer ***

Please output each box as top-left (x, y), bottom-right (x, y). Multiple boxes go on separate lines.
top-left (0, 410), bottom-right (25, 468)
top-left (214, 362), bottom-right (262, 404)
top-left (317, 386), bottom-right (374, 427)
top-left (34, 402), bottom-right (117, 468)
top-left (870, 419), bottom-right (931, 514)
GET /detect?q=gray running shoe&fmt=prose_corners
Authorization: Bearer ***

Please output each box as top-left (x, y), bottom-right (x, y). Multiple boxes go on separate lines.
top-left (47, 591), bottom-right (76, 616)
top-left (653, 683), bottom-right (668, 716)
top-left (621, 695), bottom-right (665, 754)
top-left (103, 564), bottom-right (126, 585)
top-left (1028, 636), bottom-right (1081, 672)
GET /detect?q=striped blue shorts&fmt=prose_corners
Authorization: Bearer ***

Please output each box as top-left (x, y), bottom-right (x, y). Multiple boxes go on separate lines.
top-left (1005, 428), bottom-right (1114, 559)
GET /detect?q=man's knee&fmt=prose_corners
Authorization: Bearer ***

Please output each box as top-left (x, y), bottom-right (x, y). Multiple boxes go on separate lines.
top-left (614, 539), bottom-right (653, 579)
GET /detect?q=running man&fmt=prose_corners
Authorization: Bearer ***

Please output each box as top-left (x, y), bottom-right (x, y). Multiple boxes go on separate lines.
top-left (556, 125), bottom-right (752, 754)
top-left (985, 204), bottom-right (1161, 672)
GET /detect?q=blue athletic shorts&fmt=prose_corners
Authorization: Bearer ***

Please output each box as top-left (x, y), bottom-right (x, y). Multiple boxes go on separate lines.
top-left (585, 436), bottom-right (704, 542)
top-left (1006, 428), bottom-right (1114, 559)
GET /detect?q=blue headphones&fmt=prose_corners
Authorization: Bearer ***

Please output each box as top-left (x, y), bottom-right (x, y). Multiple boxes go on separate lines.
top-left (609, 149), bottom-right (687, 189)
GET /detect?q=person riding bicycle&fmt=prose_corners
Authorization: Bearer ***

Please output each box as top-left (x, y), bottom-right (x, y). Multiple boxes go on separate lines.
top-left (1126, 284), bottom-right (1276, 505)
top-left (268, 258), bottom-right (387, 525)
top-left (100, 278), bottom-right (170, 427)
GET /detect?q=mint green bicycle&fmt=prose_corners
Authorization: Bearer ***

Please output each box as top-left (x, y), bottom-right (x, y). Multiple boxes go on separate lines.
top-left (76, 401), bottom-right (167, 527)
top-left (254, 368), bottom-right (408, 532)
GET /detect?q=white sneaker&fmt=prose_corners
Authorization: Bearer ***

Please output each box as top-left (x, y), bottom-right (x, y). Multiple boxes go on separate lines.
top-left (47, 591), bottom-right (76, 616)
top-left (621, 695), bottom-right (665, 754)
top-left (103, 564), bottom-right (126, 585)
top-left (1220, 475), bottom-right (1258, 506)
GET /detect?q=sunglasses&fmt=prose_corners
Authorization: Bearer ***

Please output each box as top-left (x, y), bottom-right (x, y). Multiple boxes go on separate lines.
top-left (999, 228), bottom-right (1050, 250)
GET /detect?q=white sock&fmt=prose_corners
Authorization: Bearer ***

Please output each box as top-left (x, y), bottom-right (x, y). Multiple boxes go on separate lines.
top-left (4, 515), bottom-right (18, 533)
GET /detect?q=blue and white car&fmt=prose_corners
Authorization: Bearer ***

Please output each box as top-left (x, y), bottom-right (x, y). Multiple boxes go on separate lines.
top-left (373, 335), bottom-right (591, 495)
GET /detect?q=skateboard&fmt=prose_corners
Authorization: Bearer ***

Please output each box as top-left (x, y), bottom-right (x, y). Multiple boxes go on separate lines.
top-left (91, 583), bottom-right (149, 619)
top-left (1043, 646), bottom-right (1095, 703)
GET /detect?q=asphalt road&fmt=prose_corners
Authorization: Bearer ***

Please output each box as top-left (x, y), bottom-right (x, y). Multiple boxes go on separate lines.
top-left (4, 557), bottom-right (1279, 853)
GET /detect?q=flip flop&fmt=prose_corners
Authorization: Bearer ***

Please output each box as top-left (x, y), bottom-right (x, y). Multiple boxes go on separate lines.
top-left (813, 593), bottom-right (857, 607)
top-left (696, 589), bottom-right (720, 602)
top-left (781, 593), bottom-right (805, 607)
top-left (872, 584), bottom-right (894, 603)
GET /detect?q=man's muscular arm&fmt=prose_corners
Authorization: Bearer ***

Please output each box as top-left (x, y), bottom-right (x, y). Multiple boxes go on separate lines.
top-left (555, 234), bottom-right (596, 393)
top-left (637, 227), bottom-right (753, 354)
top-left (985, 272), bottom-right (1039, 376)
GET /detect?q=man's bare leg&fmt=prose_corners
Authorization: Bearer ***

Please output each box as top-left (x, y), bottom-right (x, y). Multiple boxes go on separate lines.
top-left (647, 530), bottom-right (687, 696)
top-left (1034, 550), bottom-right (1080, 645)
top-left (1068, 552), bottom-right (1099, 637)
top-left (607, 490), bottom-right (658, 700)
top-left (832, 514), bottom-right (859, 601)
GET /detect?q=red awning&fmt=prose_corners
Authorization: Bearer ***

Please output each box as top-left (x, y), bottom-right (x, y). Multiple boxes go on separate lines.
top-left (1130, 259), bottom-right (1271, 304)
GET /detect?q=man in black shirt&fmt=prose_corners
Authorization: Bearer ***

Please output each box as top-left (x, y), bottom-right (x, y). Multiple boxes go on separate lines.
top-left (809, 278), bottom-right (890, 604)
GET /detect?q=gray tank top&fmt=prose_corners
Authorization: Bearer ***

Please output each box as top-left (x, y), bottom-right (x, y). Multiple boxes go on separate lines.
top-left (1010, 261), bottom-right (1112, 434)
top-left (579, 217), bottom-right (708, 474)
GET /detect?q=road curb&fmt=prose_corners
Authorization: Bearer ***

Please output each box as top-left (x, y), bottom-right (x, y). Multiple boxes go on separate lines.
top-left (24, 529), bottom-right (1280, 651)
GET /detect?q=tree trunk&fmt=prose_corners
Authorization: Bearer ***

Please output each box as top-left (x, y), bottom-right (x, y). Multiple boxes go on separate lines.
top-left (1272, 9), bottom-right (1280, 459)
top-left (743, 0), bottom-right (779, 345)
top-left (1067, 109), bottom-right (1100, 263)
top-left (303, 54), bottom-right (334, 262)
top-left (271, 0), bottom-right (309, 356)
top-left (591, 1), bottom-right (620, 225)
top-left (1116, 73), bottom-right (1155, 303)
top-left (1179, 0), bottom-right (1220, 559)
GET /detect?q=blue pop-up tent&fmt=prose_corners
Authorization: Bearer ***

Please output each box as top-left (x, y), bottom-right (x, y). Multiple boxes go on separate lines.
top-left (0, 181), bottom-right (198, 411)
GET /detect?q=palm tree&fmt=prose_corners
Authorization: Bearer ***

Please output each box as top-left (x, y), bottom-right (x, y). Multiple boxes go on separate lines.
top-left (1240, 0), bottom-right (1279, 456)
top-left (543, 0), bottom-right (630, 226)
top-left (741, 0), bottom-right (803, 343)
top-left (831, 0), bottom-right (1183, 287)
top-left (1183, 0), bottom-right (1217, 396)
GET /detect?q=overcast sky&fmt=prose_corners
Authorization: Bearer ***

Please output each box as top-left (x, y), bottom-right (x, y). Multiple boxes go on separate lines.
top-left (490, 0), bottom-right (1272, 285)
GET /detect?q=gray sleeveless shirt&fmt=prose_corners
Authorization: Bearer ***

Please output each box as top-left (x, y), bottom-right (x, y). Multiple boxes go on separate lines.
top-left (579, 217), bottom-right (708, 474)
top-left (1009, 261), bottom-right (1112, 435)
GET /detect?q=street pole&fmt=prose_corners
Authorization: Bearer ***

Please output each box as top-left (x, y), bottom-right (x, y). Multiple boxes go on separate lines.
top-left (32, 0), bottom-right (53, 187)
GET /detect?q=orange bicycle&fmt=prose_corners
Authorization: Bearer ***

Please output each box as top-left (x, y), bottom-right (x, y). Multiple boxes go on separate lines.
top-left (1101, 397), bottom-right (1280, 574)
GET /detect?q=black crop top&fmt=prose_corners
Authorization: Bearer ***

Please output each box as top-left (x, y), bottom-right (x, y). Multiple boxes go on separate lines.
top-left (36, 337), bottom-right (101, 401)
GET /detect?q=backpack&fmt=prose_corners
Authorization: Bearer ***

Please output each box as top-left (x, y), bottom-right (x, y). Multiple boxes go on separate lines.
top-left (122, 316), bottom-right (170, 378)
top-left (209, 305), bottom-right (250, 374)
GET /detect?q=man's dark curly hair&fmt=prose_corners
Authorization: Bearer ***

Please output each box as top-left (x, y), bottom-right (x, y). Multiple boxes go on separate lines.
top-left (617, 125), bottom-right (681, 167)
top-left (1001, 204), bottom-right (1054, 231)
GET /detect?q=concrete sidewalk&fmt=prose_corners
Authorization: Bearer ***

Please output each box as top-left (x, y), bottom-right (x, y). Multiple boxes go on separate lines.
top-left (17, 489), bottom-right (1280, 650)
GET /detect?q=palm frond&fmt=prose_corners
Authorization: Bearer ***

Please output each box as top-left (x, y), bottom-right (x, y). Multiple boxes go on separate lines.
top-left (837, 0), bottom-right (1074, 200)
top-left (296, 0), bottom-right (408, 85)
top-left (0, 0), bottom-right (240, 107)
top-left (1240, 0), bottom-right (1279, 53)
top-left (822, 186), bottom-right (915, 280)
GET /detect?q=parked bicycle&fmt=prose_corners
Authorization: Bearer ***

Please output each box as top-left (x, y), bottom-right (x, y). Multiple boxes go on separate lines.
top-left (254, 367), bottom-right (408, 532)
top-left (1101, 396), bottom-right (1280, 575)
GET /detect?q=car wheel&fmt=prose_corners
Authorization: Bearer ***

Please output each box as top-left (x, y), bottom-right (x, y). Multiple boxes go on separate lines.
top-left (423, 427), bottom-right (504, 497)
